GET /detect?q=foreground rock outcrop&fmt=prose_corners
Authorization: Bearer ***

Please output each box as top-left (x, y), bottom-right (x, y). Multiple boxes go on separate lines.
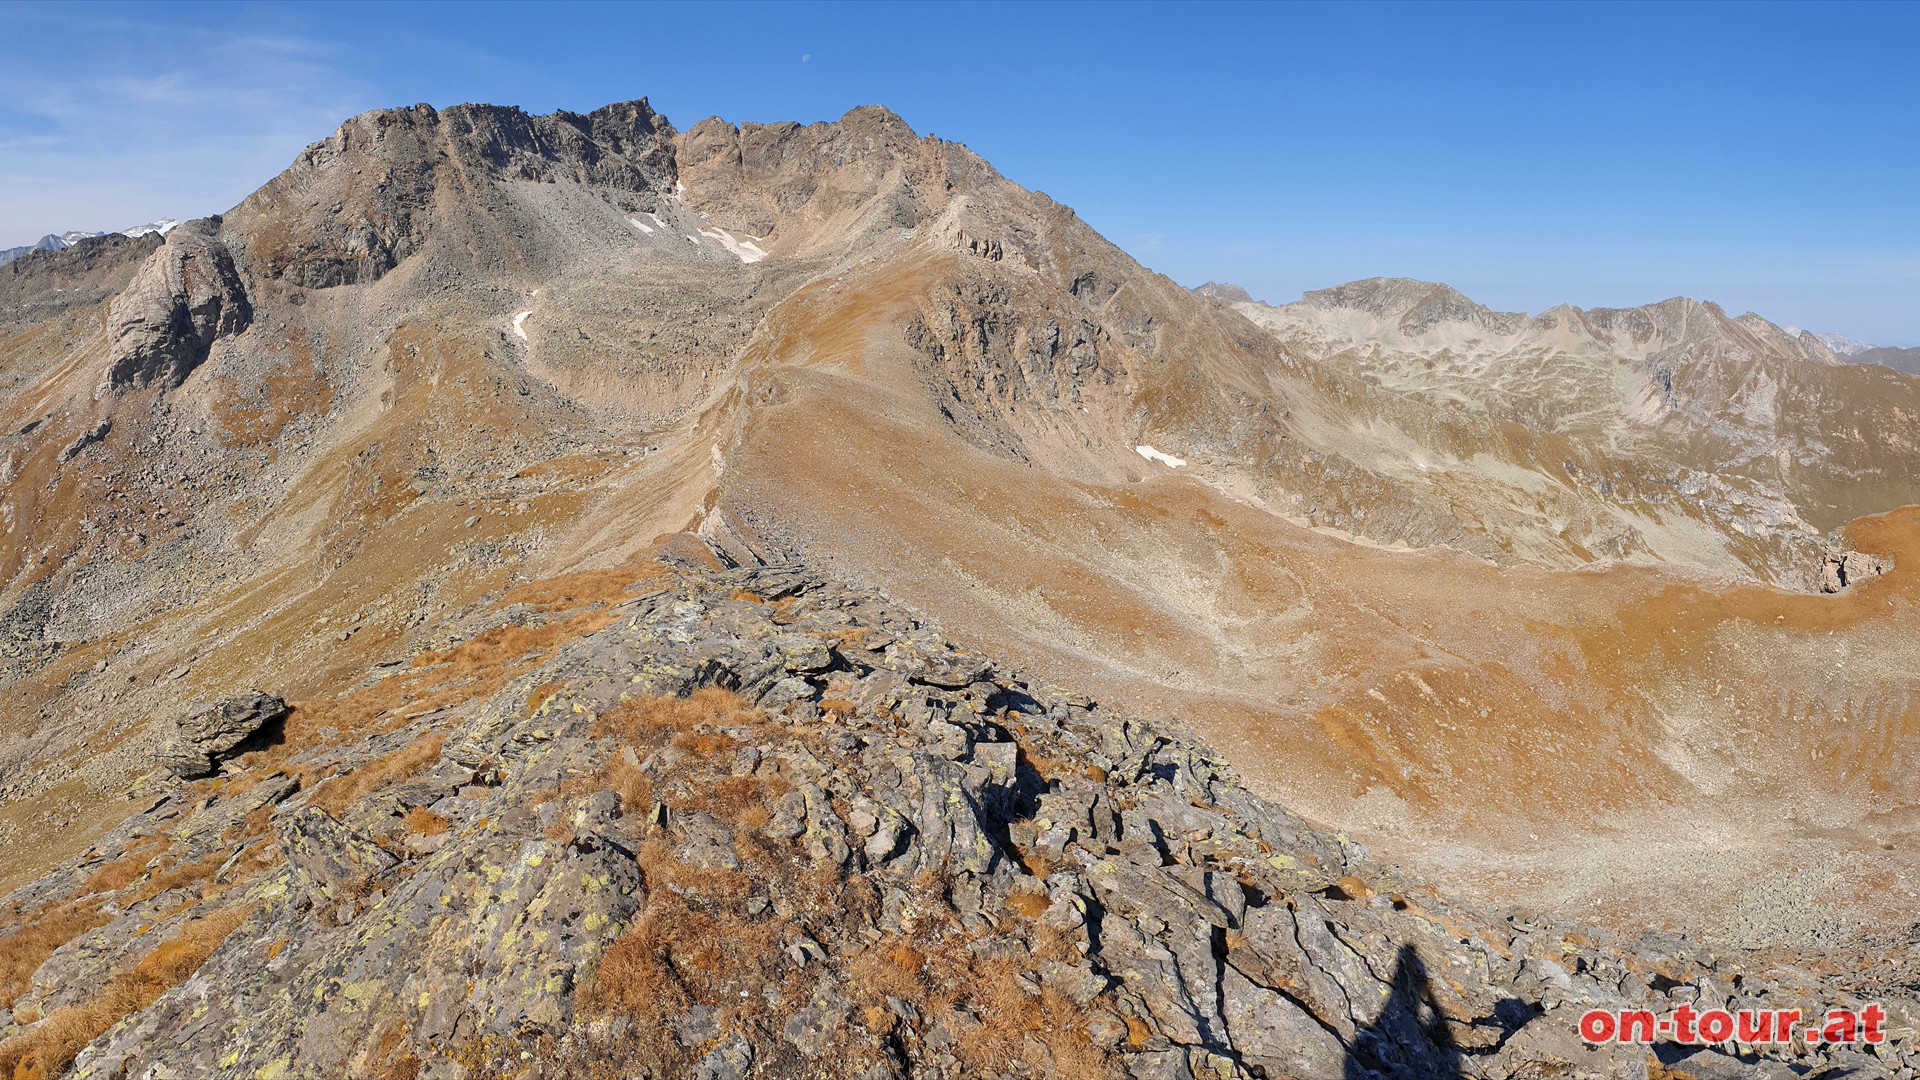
top-left (0, 556), bottom-right (1909, 1079)
top-left (102, 218), bottom-right (251, 390)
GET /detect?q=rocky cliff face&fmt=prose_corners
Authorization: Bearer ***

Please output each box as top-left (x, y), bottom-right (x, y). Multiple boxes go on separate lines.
top-left (102, 219), bottom-right (252, 390)
top-left (230, 101), bottom-right (679, 290)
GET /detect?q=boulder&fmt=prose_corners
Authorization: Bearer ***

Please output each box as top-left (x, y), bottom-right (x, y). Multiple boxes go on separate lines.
top-left (156, 690), bottom-right (288, 777)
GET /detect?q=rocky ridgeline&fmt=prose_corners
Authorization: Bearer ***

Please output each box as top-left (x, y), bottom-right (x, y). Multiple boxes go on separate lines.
top-left (0, 560), bottom-right (1910, 1079)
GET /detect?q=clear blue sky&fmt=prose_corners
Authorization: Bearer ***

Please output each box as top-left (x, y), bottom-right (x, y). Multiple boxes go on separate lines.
top-left (3, 0), bottom-right (1916, 343)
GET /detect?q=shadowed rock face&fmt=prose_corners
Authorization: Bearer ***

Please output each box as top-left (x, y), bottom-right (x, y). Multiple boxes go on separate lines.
top-left (0, 97), bottom-right (1915, 1077)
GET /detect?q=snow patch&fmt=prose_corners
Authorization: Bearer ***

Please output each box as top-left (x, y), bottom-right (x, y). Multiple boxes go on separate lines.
top-left (511, 310), bottom-right (533, 341)
top-left (697, 227), bottom-right (767, 264)
top-left (123, 217), bottom-right (179, 238)
top-left (1134, 445), bottom-right (1187, 468)
top-left (626, 217), bottom-right (654, 234)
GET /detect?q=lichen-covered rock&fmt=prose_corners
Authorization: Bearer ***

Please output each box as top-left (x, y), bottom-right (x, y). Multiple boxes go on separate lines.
top-left (279, 806), bottom-right (396, 904)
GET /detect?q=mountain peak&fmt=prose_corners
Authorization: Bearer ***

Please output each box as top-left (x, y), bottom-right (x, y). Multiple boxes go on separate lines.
top-left (836, 103), bottom-right (914, 132)
top-left (1780, 325), bottom-right (1880, 356)
top-left (1301, 277), bottom-right (1475, 314)
top-left (1192, 281), bottom-right (1255, 304)
top-left (1300, 277), bottom-right (1525, 335)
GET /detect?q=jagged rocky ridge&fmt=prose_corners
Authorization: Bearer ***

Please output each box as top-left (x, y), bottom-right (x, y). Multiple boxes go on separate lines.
top-left (0, 557), bottom-right (1909, 1079)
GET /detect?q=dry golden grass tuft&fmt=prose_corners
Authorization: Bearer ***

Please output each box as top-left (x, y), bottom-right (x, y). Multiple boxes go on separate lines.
top-left (840, 925), bottom-right (1115, 1077)
top-left (308, 734), bottom-right (446, 818)
top-left (0, 905), bottom-right (112, 1012)
top-left (1004, 889), bottom-right (1052, 920)
top-left (0, 905), bottom-right (251, 1079)
top-left (1006, 721), bottom-right (1069, 786)
top-left (524, 681), bottom-right (565, 716)
top-left (817, 697), bottom-right (859, 719)
top-left (678, 731), bottom-right (738, 757)
top-left (577, 904), bottom-right (786, 1072)
top-left (592, 687), bottom-right (763, 746)
top-left (498, 562), bottom-right (663, 614)
top-left (220, 805), bottom-right (276, 847)
top-left (75, 834), bottom-right (168, 896)
top-left (402, 807), bottom-right (451, 836)
top-left (122, 849), bottom-right (228, 910)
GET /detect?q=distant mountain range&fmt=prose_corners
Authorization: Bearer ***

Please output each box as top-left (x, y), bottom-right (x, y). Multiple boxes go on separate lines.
top-left (1851, 345), bottom-right (1920, 375)
top-left (1201, 293), bottom-right (1915, 377)
top-left (1780, 325), bottom-right (1876, 355)
top-left (0, 218), bottom-right (179, 267)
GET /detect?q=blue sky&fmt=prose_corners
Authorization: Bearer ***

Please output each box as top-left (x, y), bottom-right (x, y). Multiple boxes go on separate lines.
top-left (3, 0), bottom-right (1916, 343)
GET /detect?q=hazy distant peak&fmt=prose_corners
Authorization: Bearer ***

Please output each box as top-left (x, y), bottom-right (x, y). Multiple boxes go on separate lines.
top-left (1300, 277), bottom-right (1527, 335)
top-left (1191, 281), bottom-right (1254, 304)
top-left (1780, 325), bottom-right (1879, 356)
top-left (1301, 277), bottom-right (1467, 312)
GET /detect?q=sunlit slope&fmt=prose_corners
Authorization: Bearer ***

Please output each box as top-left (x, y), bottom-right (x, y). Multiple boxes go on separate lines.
top-left (714, 251), bottom-right (1920, 939)
top-left (0, 99), bottom-right (1915, 947)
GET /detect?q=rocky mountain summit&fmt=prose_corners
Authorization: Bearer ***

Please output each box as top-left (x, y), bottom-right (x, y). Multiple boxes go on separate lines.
top-left (2, 556), bottom-right (1910, 1079)
top-left (0, 96), bottom-right (1917, 1077)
